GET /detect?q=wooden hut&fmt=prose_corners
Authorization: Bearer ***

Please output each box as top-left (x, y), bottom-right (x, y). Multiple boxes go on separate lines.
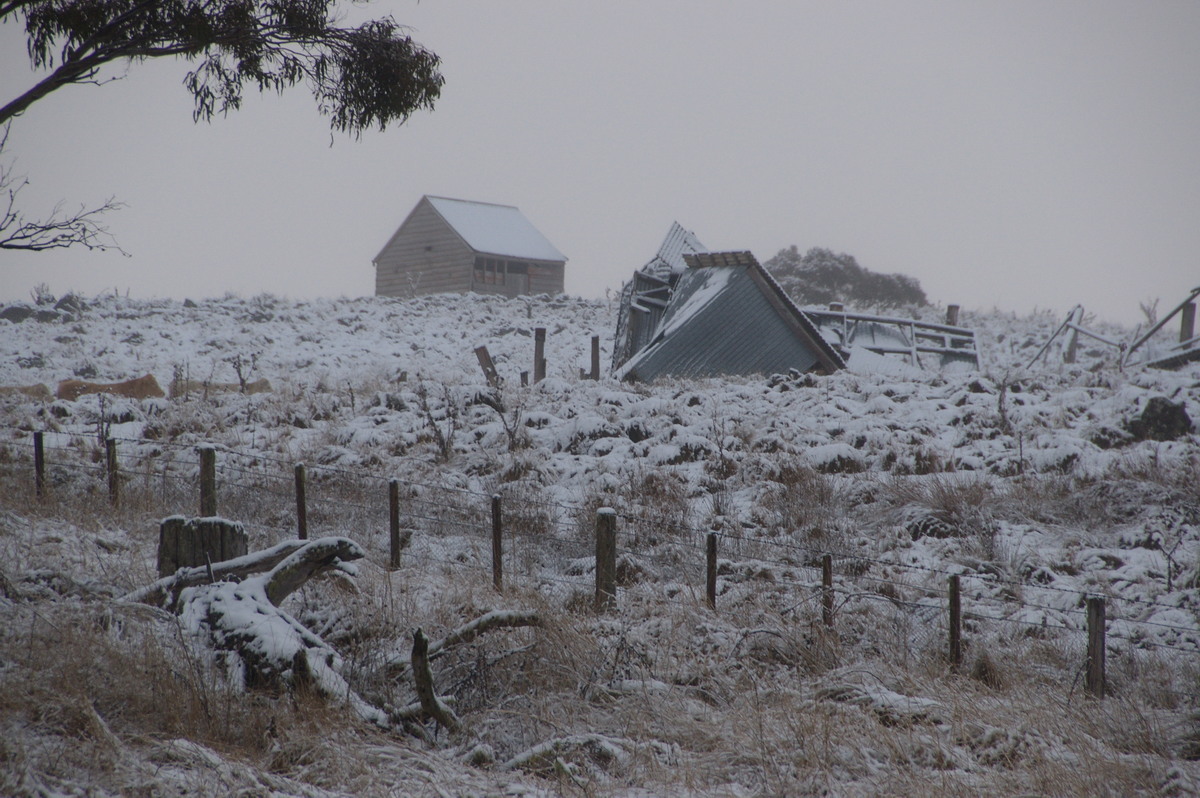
top-left (373, 196), bottom-right (567, 298)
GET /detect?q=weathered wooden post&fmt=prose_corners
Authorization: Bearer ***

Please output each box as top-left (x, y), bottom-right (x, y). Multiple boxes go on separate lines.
top-left (33, 431), bottom-right (45, 499)
top-left (946, 304), bottom-right (961, 327)
top-left (389, 479), bottom-right (401, 570)
top-left (1065, 328), bottom-right (1079, 364)
top-left (105, 437), bottom-right (119, 507)
top-left (590, 335), bottom-right (601, 381)
top-left (475, 346), bottom-right (501, 388)
top-left (198, 445), bottom-right (217, 516)
top-left (491, 493), bottom-right (503, 592)
top-left (534, 327), bottom-right (546, 383)
top-left (157, 516), bottom-right (248, 578)
top-left (706, 532), bottom-right (718, 610)
top-left (594, 508), bottom-right (617, 612)
top-left (1181, 301), bottom-right (1197, 346)
top-left (295, 463), bottom-right (308, 540)
top-left (822, 553), bottom-right (834, 627)
top-left (1086, 596), bottom-right (1106, 698)
top-left (949, 574), bottom-right (962, 670)
top-left (520, 371), bottom-right (529, 387)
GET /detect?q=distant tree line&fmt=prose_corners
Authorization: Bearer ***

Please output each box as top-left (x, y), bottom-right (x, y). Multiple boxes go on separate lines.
top-left (764, 246), bottom-right (928, 309)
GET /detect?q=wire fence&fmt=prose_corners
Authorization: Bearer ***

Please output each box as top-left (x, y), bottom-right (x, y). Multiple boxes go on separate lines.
top-left (3, 429), bottom-right (1198, 700)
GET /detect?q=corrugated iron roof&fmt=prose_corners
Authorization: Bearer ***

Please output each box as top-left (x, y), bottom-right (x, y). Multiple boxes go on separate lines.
top-left (616, 251), bottom-right (845, 381)
top-left (641, 221), bottom-right (706, 281)
top-left (612, 223), bottom-right (708, 370)
top-left (425, 196), bottom-right (567, 262)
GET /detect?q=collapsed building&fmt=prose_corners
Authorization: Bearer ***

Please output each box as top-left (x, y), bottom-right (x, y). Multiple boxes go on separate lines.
top-left (612, 225), bottom-right (980, 381)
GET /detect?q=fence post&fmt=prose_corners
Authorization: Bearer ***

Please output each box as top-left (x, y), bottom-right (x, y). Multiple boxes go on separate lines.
top-left (389, 479), bottom-right (401, 570)
top-left (491, 494), bottom-right (504, 592)
top-left (105, 437), bottom-right (119, 507)
top-left (946, 304), bottom-right (961, 326)
top-left (1086, 596), bottom-right (1106, 698)
top-left (198, 445), bottom-right (216, 516)
top-left (822, 553), bottom-right (834, 627)
top-left (1181, 301), bottom-right (1196, 346)
top-left (706, 532), bottom-right (717, 610)
top-left (34, 431), bottom-right (45, 500)
top-left (475, 345), bottom-right (501, 388)
top-left (534, 327), bottom-right (546, 383)
top-left (949, 574), bottom-right (962, 670)
top-left (594, 508), bottom-right (617, 612)
top-left (295, 463), bottom-right (308, 540)
top-left (590, 335), bottom-right (601, 380)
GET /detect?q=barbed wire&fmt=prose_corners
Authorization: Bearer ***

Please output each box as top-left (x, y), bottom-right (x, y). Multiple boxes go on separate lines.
top-left (6, 431), bottom-right (1200, 658)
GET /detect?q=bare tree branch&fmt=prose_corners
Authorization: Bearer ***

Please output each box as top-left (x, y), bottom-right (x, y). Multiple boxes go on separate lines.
top-left (0, 125), bottom-right (128, 254)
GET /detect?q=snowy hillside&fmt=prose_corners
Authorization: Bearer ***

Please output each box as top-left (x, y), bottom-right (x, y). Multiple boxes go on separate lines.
top-left (1, 290), bottom-right (1198, 797)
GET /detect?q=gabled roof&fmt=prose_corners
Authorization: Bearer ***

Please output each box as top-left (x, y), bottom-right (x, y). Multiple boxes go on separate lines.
top-left (616, 251), bottom-right (846, 382)
top-left (426, 196), bottom-right (567, 262)
top-left (373, 196), bottom-right (567, 265)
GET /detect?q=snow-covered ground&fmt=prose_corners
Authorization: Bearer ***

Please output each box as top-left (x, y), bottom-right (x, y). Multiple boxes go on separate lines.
top-left (1, 290), bottom-right (1197, 796)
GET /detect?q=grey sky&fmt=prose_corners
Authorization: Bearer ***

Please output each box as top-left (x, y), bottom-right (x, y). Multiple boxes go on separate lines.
top-left (1, 1), bottom-right (1198, 325)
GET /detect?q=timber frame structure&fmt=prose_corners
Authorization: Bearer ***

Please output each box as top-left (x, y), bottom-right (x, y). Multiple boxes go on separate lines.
top-left (1027, 286), bottom-right (1200, 371)
top-left (1124, 285), bottom-right (1200, 370)
top-left (804, 306), bottom-right (980, 370)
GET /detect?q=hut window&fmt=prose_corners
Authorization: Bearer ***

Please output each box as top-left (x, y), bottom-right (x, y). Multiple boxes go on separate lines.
top-left (474, 258), bottom-right (527, 286)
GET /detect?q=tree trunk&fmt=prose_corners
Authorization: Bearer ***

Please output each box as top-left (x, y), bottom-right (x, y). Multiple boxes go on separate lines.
top-left (157, 516), bottom-right (247, 578)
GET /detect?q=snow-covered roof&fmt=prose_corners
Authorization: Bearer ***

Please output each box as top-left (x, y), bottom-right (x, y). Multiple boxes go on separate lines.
top-left (426, 196), bottom-right (567, 263)
top-left (616, 251), bottom-right (845, 381)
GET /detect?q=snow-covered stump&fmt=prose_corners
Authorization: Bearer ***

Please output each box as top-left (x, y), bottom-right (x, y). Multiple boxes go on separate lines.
top-left (157, 516), bottom-right (247, 578)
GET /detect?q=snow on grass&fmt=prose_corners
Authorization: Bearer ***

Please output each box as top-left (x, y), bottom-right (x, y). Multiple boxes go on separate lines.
top-left (1, 291), bottom-right (1198, 795)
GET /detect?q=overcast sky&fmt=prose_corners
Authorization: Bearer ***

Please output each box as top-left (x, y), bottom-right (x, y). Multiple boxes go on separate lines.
top-left (2, 1), bottom-right (1198, 325)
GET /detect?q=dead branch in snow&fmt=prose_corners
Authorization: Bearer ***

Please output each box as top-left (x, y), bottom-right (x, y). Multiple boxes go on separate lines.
top-left (411, 627), bottom-right (462, 734)
top-left (386, 609), bottom-right (543, 679)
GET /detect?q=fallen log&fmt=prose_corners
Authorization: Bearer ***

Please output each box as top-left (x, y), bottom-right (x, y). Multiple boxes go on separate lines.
top-left (162, 537), bottom-right (387, 725)
top-left (122, 538), bottom-right (313, 610)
